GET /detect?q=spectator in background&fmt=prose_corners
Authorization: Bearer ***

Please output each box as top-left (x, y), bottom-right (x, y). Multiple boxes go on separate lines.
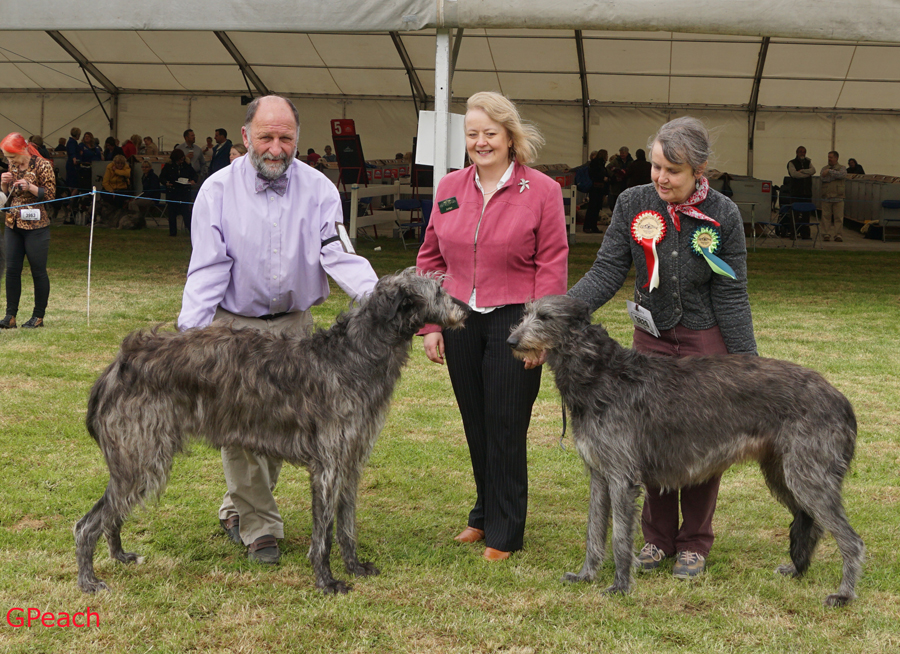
top-left (123, 134), bottom-right (141, 160)
top-left (625, 148), bottom-right (653, 188)
top-left (846, 158), bottom-right (865, 175)
top-left (55, 137), bottom-right (67, 152)
top-left (159, 148), bottom-right (197, 236)
top-left (29, 136), bottom-right (52, 160)
top-left (142, 136), bottom-right (158, 156)
top-left (176, 129), bottom-right (206, 180)
top-left (208, 128), bottom-right (233, 176)
top-left (102, 136), bottom-right (124, 161)
top-left (127, 160), bottom-right (161, 221)
top-left (64, 127), bottom-right (82, 224)
top-left (819, 150), bottom-right (847, 243)
top-left (607, 146), bottom-right (633, 212)
top-left (583, 148), bottom-right (609, 234)
top-left (80, 132), bottom-right (102, 162)
top-left (202, 136), bottom-right (214, 165)
top-left (394, 152), bottom-right (404, 160)
top-left (229, 143), bottom-right (247, 163)
top-left (100, 154), bottom-right (132, 222)
top-left (306, 148), bottom-right (321, 167)
top-left (786, 146), bottom-right (816, 239)
top-left (323, 145), bottom-right (336, 162)
top-left (787, 146), bottom-right (816, 200)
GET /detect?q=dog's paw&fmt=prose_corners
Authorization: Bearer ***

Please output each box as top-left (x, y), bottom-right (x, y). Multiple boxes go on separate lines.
top-left (561, 571), bottom-right (593, 584)
top-left (347, 561), bottom-right (380, 577)
top-left (78, 578), bottom-right (110, 594)
top-left (602, 583), bottom-right (630, 596)
top-left (113, 551), bottom-right (142, 565)
top-left (318, 579), bottom-right (352, 595)
top-left (824, 593), bottom-right (853, 608)
top-left (775, 563), bottom-right (799, 577)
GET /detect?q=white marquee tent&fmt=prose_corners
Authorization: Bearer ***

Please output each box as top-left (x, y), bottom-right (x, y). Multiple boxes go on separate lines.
top-left (4, 1), bottom-right (900, 184)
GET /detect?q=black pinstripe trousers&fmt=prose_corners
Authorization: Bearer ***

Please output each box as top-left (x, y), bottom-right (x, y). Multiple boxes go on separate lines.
top-left (443, 303), bottom-right (542, 552)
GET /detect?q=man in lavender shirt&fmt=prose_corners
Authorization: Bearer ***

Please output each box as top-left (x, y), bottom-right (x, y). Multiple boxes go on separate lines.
top-left (178, 95), bottom-right (378, 564)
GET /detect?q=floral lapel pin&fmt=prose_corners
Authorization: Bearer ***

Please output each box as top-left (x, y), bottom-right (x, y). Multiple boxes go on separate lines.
top-left (518, 178), bottom-right (530, 193)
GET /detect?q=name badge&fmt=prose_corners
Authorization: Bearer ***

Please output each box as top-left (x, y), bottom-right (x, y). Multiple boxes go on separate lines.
top-left (626, 301), bottom-right (659, 338)
top-left (20, 208), bottom-right (41, 221)
top-left (438, 197), bottom-right (459, 214)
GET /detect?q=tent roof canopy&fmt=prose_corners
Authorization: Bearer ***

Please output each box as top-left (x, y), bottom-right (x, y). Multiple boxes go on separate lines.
top-left (4, 28), bottom-right (900, 113)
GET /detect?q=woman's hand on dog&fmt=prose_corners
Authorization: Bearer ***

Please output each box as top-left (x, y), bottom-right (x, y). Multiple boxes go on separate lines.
top-left (523, 350), bottom-right (547, 369)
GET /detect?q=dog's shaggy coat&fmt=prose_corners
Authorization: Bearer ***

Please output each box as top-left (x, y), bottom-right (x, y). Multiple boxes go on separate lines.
top-left (75, 268), bottom-right (467, 595)
top-left (508, 295), bottom-right (864, 607)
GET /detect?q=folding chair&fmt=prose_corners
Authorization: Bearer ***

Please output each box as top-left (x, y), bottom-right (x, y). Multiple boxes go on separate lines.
top-left (880, 200), bottom-right (900, 242)
top-left (752, 212), bottom-right (786, 249)
top-left (790, 202), bottom-right (820, 248)
top-left (394, 199), bottom-right (433, 249)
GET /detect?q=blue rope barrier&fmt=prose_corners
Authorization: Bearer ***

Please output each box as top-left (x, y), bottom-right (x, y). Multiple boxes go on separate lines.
top-left (1, 189), bottom-right (195, 211)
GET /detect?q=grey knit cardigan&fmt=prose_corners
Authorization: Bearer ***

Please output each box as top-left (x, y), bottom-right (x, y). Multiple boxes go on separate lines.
top-left (568, 183), bottom-right (757, 355)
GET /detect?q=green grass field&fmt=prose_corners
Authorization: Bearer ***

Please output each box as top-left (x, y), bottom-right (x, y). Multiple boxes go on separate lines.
top-left (0, 228), bottom-right (898, 653)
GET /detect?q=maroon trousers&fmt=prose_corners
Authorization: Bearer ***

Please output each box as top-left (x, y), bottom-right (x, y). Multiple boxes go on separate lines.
top-left (632, 324), bottom-right (729, 557)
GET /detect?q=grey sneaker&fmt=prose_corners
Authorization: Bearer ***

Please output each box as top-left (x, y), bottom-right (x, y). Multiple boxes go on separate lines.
top-left (673, 551), bottom-right (706, 579)
top-left (634, 543), bottom-right (667, 571)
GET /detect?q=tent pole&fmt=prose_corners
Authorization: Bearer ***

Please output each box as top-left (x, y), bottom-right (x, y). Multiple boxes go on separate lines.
top-left (434, 29), bottom-right (451, 190)
top-left (575, 30), bottom-right (590, 164)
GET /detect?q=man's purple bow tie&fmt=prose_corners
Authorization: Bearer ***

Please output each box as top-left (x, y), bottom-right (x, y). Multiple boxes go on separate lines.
top-left (255, 173), bottom-right (288, 196)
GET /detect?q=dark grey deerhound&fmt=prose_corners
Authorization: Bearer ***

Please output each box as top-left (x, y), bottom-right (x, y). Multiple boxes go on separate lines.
top-left (75, 268), bottom-right (467, 595)
top-left (507, 295), bottom-right (864, 607)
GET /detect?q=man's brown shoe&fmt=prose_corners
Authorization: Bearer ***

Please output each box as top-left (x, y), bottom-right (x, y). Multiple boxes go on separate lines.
top-left (482, 547), bottom-right (510, 561)
top-left (454, 527), bottom-right (485, 543)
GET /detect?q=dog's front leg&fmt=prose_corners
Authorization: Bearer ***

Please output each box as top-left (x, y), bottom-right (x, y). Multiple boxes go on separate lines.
top-left (605, 478), bottom-right (641, 595)
top-left (308, 468), bottom-right (350, 595)
top-left (563, 467), bottom-right (609, 584)
top-left (335, 462), bottom-right (379, 578)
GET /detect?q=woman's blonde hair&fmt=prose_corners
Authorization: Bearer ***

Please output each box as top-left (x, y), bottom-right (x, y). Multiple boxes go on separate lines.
top-left (112, 154), bottom-right (127, 166)
top-left (466, 91), bottom-right (544, 165)
top-left (231, 143), bottom-right (247, 155)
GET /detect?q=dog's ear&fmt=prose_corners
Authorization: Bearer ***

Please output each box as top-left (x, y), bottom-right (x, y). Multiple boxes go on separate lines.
top-left (388, 289), bottom-right (406, 321)
top-left (567, 296), bottom-right (593, 329)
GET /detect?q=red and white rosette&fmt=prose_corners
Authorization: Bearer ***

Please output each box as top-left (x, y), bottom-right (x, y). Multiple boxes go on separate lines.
top-left (631, 210), bottom-right (667, 291)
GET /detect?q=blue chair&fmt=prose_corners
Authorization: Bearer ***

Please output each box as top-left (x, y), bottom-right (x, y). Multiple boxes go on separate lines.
top-left (394, 198), bottom-right (433, 249)
top-left (880, 200), bottom-right (900, 241)
top-left (790, 202), bottom-right (820, 248)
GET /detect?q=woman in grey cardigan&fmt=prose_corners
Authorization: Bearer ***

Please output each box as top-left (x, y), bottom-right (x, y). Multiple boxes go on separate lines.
top-left (568, 117), bottom-right (757, 580)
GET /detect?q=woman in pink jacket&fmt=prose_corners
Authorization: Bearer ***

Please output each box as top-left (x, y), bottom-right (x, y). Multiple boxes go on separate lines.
top-left (416, 92), bottom-right (569, 560)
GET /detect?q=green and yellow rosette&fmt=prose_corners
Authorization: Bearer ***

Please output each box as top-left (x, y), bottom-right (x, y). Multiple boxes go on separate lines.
top-left (691, 227), bottom-right (736, 280)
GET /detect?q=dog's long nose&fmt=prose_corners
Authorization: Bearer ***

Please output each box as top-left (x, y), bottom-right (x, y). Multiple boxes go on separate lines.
top-left (507, 335), bottom-right (519, 349)
top-left (450, 296), bottom-right (471, 315)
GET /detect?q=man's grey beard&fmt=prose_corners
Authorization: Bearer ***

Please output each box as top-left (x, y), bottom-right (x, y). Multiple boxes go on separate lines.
top-left (247, 136), bottom-right (296, 180)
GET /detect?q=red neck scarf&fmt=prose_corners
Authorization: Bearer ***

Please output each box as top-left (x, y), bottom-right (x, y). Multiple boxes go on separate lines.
top-left (665, 176), bottom-right (719, 231)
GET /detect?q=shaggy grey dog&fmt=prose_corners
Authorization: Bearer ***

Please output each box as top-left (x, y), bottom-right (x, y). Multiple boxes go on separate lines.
top-left (508, 295), bottom-right (864, 607)
top-left (75, 268), bottom-right (467, 595)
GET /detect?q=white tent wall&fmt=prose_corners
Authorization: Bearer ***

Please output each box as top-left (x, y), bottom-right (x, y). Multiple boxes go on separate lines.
top-left (754, 112), bottom-right (833, 186)
top-left (43, 95), bottom-right (112, 146)
top-left (117, 95), bottom-right (190, 152)
top-left (0, 93), bottom-right (110, 146)
top-left (339, 99), bottom-right (420, 160)
top-left (0, 93), bottom-right (45, 139)
top-left (515, 104), bottom-right (583, 166)
top-left (834, 114), bottom-right (900, 177)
